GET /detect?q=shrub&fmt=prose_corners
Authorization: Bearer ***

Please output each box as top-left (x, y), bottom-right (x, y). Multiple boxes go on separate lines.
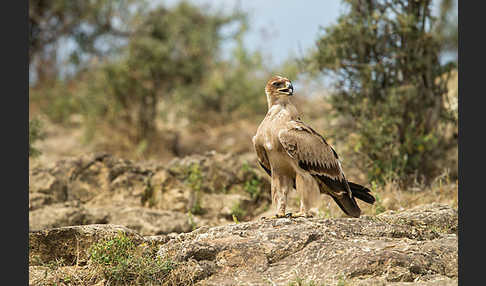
top-left (89, 232), bottom-right (175, 284)
top-left (307, 0), bottom-right (457, 184)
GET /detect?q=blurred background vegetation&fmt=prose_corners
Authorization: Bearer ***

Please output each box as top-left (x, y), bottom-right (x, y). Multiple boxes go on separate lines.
top-left (29, 0), bottom-right (457, 187)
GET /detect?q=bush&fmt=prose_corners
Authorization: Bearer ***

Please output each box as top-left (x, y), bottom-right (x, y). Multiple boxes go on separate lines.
top-left (79, 2), bottom-right (247, 145)
top-left (307, 0), bottom-right (457, 184)
top-left (89, 232), bottom-right (175, 284)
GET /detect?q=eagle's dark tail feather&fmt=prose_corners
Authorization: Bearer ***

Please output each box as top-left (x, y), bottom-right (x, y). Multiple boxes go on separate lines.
top-left (330, 193), bottom-right (362, 218)
top-left (348, 181), bottom-right (375, 204)
top-left (315, 175), bottom-right (374, 218)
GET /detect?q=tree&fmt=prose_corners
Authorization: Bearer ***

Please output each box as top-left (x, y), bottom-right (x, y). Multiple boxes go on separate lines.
top-left (29, 0), bottom-right (135, 83)
top-left (82, 2), bottom-right (246, 145)
top-left (308, 0), bottom-right (457, 184)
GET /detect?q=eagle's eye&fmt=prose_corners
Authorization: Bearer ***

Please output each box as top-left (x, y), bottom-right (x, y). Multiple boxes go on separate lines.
top-left (272, 82), bottom-right (281, 87)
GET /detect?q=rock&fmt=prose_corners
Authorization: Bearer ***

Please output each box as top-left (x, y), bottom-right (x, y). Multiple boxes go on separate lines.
top-left (29, 167), bottom-right (68, 209)
top-left (375, 203), bottom-right (458, 234)
top-left (200, 193), bottom-right (252, 219)
top-left (156, 204), bottom-right (457, 285)
top-left (29, 202), bottom-right (108, 231)
top-left (28, 204), bottom-right (457, 286)
top-left (29, 153), bottom-right (154, 208)
top-left (99, 207), bottom-right (194, 235)
top-left (166, 151), bottom-right (269, 195)
top-left (29, 203), bottom-right (194, 236)
top-left (29, 224), bottom-right (144, 266)
top-left (29, 152), bottom-right (270, 234)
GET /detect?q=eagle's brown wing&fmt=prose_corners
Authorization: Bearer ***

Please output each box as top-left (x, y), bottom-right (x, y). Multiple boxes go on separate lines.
top-left (278, 120), bottom-right (362, 217)
top-left (253, 138), bottom-right (271, 177)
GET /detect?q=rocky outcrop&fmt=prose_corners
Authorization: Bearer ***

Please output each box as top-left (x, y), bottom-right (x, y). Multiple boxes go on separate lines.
top-left (29, 152), bottom-right (270, 235)
top-left (29, 224), bottom-right (144, 266)
top-left (29, 204), bottom-right (458, 286)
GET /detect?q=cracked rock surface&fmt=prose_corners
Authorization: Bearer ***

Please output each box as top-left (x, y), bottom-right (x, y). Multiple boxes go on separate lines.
top-left (29, 204), bottom-right (457, 286)
top-left (160, 203), bottom-right (457, 285)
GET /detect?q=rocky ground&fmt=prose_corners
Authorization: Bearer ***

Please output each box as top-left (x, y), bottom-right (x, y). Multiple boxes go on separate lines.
top-left (29, 152), bottom-right (458, 285)
top-left (29, 152), bottom-right (272, 236)
top-left (29, 204), bottom-right (457, 285)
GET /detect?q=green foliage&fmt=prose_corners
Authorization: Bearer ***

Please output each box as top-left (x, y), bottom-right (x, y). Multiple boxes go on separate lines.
top-left (29, 80), bottom-right (83, 124)
top-left (90, 233), bottom-right (135, 266)
top-left (141, 177), bottom-right (155, 207)
top-left (241, 162), bottom-right (264, 200)
top-left (177, 23), bottom-right (269, 122)
top-left (244, 178), bottom-right (263, 200)
top-left (89, 232), bottom-right (175, 284)
top-left (231, 202), bottom-right (246, 221)
top-left (29, 118), bottom-right (46, 158)
top-left (336, 274), bottom-right (348, 286)
top-left (185, 164), bottom-right (205, 215)
top-left (78, 2), bottom-right (248, 146)
top-left (29, 0), bottom-right (298, 157)
top-left (29, 0), bottom-right (136, 81)
top-left (307, 0), bottom-right (457, 184)
top-left (186, 163), bottom-right (204, 192)
top-left (373, 193), bottom-right (386, 215)
top-left (187, 211), bottom-right (197, 230)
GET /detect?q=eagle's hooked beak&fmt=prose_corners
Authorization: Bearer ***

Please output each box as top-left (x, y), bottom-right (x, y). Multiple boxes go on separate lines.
top-left (279, 82), bottom-right (294, 96)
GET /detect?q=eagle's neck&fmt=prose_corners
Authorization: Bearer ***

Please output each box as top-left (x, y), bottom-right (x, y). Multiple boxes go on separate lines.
top-left (266, 98), bottom-right (299, 120)
top-left (265, 92), bottom-right (293, 110)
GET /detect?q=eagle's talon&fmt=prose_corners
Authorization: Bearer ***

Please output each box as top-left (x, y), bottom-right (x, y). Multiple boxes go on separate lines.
top-left (291, 212), bottom-right (313, 218)
top-left (285, 212), bottom-right (293, 218)
top-left (272, 212), bottom-right (287, 219)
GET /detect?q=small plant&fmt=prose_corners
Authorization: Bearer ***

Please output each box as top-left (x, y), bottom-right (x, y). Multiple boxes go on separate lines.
top-left (90, 232), bottom-right (136, 267)
top-left (232, 214), bottom-right (239, 224)
top-left (244, 178), bottom-right (262, 200)
top-left (141, 177), bottom-right (156, 207)
top-left (186, 163), bottom-right (204, 192)
top-left (241, 161), bottom-right (263, 200)
top-left (29, 118), bottom-right (46, 158)
top-left (336, 274), bottom-right (348, 286)
top-left (185, 163), bottom-right (206, 215)
top-left (190, 198), bottom-right (204, 215)
top-left (187, 211), bottom-right (197, 230)
top-left (42, 257), bottom-right (66, 270)
top-left (369, 181), bottom-right (386, 215)
top-left (89, 232), bottom-right (176, 284)
top-left (231, 202), bottom-right (246, 221)
top-left (373, 193), bottom-right (386, 215)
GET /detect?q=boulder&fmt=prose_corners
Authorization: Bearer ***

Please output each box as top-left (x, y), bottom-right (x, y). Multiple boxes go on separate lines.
top-left (28, 204), bottom-right (457, 285)
top-left (29, 152), bottom-right (270, 235)
top-left (157, 204), bottom-right (457, 285)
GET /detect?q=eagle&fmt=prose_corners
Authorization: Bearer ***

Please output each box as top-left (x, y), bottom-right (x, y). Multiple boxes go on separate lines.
top-left (252, 75), bottom-right (375, 218)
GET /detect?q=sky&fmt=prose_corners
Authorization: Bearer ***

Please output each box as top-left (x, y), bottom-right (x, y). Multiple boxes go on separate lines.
top-left (47, 0), bottom-right (454, 88)
top-left (162, 0), bottom-right (345, 66)
top-left (161, 0), bottom-right (452, 66)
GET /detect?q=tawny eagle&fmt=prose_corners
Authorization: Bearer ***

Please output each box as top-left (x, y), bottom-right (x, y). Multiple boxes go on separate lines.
top-left (253, 75), bottom-right (375, 218)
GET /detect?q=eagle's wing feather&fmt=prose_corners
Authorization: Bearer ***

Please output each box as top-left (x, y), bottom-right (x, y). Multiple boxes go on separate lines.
top-left (278, 120), bottom-right (362, 217)
top-left (253, 137), bottom-right (271, 177)
top-left (278, 120), bottom-right (344, 180)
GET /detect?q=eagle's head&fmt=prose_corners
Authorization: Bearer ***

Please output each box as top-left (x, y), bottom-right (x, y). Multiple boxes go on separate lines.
top-left (265, 75), bottom-right (294, 99)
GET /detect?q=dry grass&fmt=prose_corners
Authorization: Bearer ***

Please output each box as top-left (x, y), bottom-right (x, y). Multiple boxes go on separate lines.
top-left (309, 171), bottom-right (458, 219)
